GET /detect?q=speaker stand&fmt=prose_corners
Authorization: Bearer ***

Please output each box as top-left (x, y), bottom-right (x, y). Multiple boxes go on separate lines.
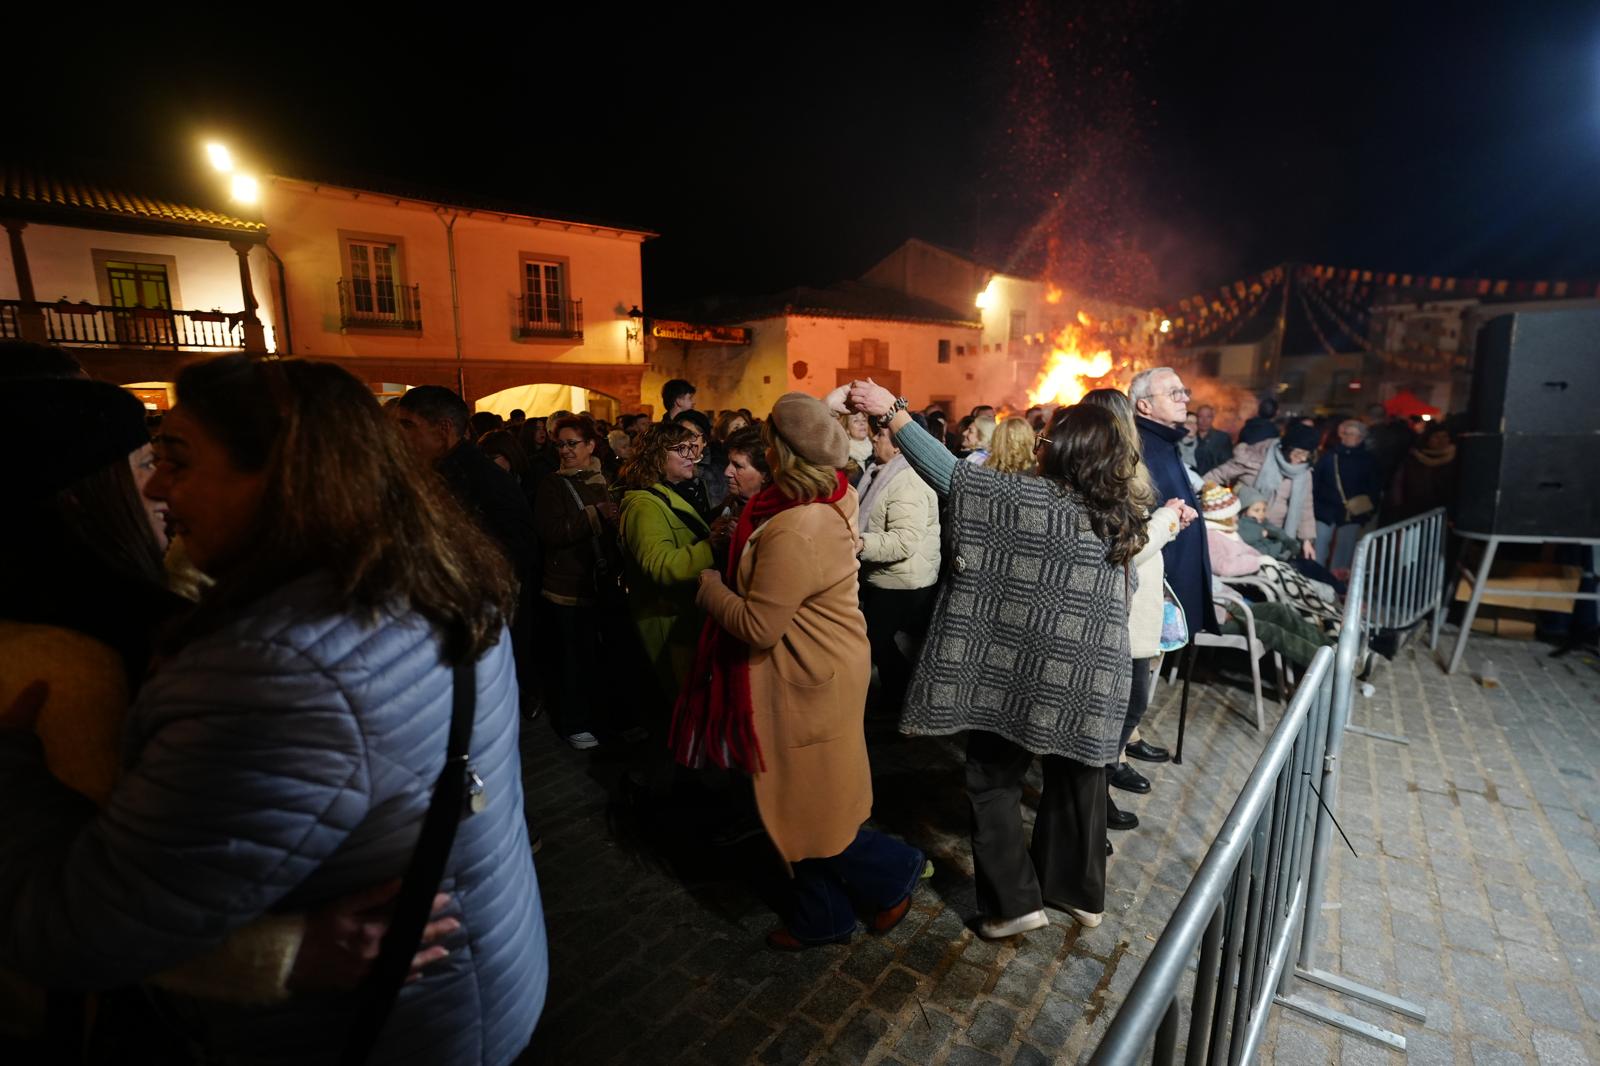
top-left (1448, 532), bottom-right (1600, 675)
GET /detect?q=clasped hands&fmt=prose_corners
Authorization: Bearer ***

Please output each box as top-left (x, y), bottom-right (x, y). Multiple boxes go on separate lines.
top-left (823, 380), bottom-right (897, 418)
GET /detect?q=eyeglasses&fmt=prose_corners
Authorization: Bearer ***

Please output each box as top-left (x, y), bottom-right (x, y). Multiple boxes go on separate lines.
top-left (555, 438), bottom-right (586, 450)
top-left (667, 443), bottom-right (703, 459)
top-left (1164, 387), bottom-right (1192, 401)
top-left (1034, 434), bottom-right (1051, 450)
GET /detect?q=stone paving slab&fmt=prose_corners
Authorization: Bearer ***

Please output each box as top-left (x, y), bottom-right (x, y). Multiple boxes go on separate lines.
top-left (516, 631), bottom-right (1600, 1064)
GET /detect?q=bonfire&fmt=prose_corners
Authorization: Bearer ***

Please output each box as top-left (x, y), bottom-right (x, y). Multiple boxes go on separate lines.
top-left (1027, 311), bottom-right (1117, 407)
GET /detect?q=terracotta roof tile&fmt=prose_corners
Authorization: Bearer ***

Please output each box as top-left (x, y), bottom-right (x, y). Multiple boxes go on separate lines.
top-left (1, 165), bottom-right (265, 233)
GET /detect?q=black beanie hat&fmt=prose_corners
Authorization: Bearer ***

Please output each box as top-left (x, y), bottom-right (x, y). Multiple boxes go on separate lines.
top-left (1281, 421), bottom-right (1320, 455)
top-left (19, 378), bottom-right (150, 502)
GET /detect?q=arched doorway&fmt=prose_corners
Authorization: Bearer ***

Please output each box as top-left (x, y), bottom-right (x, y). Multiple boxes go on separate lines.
top-left (474, 383), bottom-right (623, 423)
top-left (122, 380), bottom-right (175, 411)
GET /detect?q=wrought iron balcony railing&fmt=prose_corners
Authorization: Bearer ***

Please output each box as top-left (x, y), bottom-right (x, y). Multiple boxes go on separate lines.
top-left (0, 299), bottom-right (247, 349)
top-left (517, 295), bottom-right (583, 339)
top-left (338, 279), bottom-right (422, 331)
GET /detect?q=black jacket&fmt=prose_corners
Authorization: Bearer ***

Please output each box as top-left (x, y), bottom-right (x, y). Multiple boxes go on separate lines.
top-left (1137, 416), bottom-right (1218, 635)
top-left (436, 441), bottom-right (538, 579)
top-left (1238, 416), bottom-right (1279, 446)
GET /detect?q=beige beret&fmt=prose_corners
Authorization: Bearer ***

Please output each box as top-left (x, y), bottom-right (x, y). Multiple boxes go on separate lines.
top-left (769, 392), bottom-right (850, 469)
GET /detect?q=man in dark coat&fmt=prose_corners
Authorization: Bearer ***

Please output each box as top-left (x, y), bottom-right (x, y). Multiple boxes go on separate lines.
top-left (1132, 367), bottom-right (1217, 637)
top-left (394, 386), bottom-right (543, 719)
top-left (1237, 397), bottom-right (1281, 446)
top-left (393, 386), bottom-right (537, 571)
top-left (1193, 404), bottom-right (1235, 472)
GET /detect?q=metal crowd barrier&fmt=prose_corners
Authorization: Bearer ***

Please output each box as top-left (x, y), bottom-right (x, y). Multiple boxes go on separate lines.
top-left (1089, 648), bottom-right (1337, 1065)
top-left (1344, 508), bottom-right (1450, 692)
top-left (1090, 510), bottom-right (1447, 1063)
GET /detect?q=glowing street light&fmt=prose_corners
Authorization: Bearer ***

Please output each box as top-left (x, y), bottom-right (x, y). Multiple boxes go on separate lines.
top-left (206, 142), bottom-right (234, 173)
top-left (1159, 319), bottom-right (1172, 334)
top-left (230, 173), bottom-right (260, 204)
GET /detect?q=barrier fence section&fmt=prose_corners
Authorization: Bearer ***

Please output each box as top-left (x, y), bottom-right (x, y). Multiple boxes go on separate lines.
top-left (1089, 648), bottom-right (1335, 1066)
top-left (1090, 510), bottom-right (1446, 1063)
top-left (1343, 509), bottom-right (1449, 748)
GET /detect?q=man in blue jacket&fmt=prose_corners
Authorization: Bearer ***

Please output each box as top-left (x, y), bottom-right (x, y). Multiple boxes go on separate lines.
top-left (1133, 367), bottom-right (1217, 648)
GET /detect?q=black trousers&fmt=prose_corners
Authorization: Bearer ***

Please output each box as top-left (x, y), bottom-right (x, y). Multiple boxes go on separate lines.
top-left (966, 730), bottom-right (1107, 919)
top-left (861, 584), bottom-right (937, 714)
top-left (1109, 656), bottom-right (1157, 766)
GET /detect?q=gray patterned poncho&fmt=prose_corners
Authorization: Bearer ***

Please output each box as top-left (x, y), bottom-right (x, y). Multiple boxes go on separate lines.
top-left (900, 461), bottom-right (1132, 763)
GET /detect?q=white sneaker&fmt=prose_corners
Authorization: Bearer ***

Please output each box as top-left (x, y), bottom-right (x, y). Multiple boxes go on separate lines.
top-left (977, 909), bottom-right (1049, 940)
top-left (1066, 907), bottom-right (1103, 928)
top-left (566, 732), bottom-right (599, 750)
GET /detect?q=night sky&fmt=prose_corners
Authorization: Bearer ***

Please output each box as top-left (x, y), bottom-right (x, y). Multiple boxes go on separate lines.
top-left (7, 2), bottom-right (1599, 311)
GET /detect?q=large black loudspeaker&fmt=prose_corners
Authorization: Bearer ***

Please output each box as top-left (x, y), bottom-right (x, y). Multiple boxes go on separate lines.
top-left (1470, 307), bottom-right (1600, 433)
top-left (1455, 433), bottom-right (1599, 537)
top-left (1459, 307), bottom-right (1600, 536)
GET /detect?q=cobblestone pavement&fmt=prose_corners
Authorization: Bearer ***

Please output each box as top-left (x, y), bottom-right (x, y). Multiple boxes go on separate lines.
top-left (516, 631), bottom-right (1600, 1065)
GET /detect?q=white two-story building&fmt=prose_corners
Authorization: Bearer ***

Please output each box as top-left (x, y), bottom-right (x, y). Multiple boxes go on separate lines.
top-left (1, 164), bottom-right (653, 420)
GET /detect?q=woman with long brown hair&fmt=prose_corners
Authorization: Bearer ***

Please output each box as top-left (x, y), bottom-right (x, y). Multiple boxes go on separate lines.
top-left (0, 355), bottom-right (547, 1065)
top-left (847, 379), bottom-right (1144, 940)
top-left (1082, 387), bottom-right (1195, 828)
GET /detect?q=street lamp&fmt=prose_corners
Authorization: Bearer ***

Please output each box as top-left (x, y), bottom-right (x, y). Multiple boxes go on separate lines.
top-left (626, 305), bottom-right (644, 361)
top-left (230, 174), bottom-right (260, 205)
top-left (206, 142), bottom-right (234, 172)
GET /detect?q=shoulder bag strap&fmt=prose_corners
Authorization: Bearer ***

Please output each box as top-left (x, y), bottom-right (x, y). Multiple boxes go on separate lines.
top-left (648, 485), bottom-right (711, 538)
top-left (560, 475), bottom-right (605, 558)
top-left (342, 648), bottom-right (477, 1065)
top-left (1333, 454), bottom-right (1348, 506)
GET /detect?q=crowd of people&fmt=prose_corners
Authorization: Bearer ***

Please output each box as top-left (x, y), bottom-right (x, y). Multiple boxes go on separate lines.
top-left (0, 341), bottom-right (1467, 1063)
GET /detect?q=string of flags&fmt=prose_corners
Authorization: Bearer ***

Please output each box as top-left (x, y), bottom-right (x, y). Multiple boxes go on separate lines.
top-left (1300, 274), bottom-right (1476, 374)
top-left (1158, 265), bottom-right (1285, 345)
top-left (1154, 259), bottom-right (1595, 369)
top-left (1301, 263), bottom-right (1600, 301)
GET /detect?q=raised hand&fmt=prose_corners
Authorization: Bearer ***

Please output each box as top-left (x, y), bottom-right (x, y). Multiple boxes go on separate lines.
top-left (847, 379), bottom-right (896, 417)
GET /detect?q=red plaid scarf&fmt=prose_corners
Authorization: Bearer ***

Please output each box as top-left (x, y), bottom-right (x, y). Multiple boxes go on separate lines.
top-left (670, 471), bottom-right (848, 772)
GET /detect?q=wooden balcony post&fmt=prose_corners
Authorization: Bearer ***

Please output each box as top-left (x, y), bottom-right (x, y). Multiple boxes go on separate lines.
top-left (230, 240), bottom-right (268, 353)
top-left (3, 219), bottom-right (47, 342)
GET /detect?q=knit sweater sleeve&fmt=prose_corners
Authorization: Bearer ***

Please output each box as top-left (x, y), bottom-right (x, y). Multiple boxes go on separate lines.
top-left (891, 419), bottom-right (957, 496)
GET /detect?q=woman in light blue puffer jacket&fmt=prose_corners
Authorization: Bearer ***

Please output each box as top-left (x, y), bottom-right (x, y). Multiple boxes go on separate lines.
top-left (0, 355), bottom-right (546, 1065)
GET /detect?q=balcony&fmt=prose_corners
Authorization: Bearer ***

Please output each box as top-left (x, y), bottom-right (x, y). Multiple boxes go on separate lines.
top-left (338, 279), bottom-right (422, 332)
top-left (0, 299), bottom-right (248, 349)
top-left (517, 295), bottom-right (583, 340)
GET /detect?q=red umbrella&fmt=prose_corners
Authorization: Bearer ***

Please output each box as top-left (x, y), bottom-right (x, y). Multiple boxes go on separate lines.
top-left (1384, 389), bottom-right (1441, 419)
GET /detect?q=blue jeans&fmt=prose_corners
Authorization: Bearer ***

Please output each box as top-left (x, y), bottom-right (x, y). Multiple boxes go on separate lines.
top-left (788, 828), bottom-right (925, 942)
top-left (1315, 521), bottom-right (1362, 571)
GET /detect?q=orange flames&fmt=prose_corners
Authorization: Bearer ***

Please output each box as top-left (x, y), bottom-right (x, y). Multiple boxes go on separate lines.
top-left (1026, 311), bottom-right (1116, 407)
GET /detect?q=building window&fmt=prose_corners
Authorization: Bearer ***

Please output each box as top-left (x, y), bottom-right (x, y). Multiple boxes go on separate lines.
top-left (522, 259), bottom-right (564, 324)
top-left (104, 261), bottom-right (172, 310)
top-left (338, 233), bottom-right (420, 330)
top-left (346, 238), bottom-right (400, 318)
top-left (517, 254), bottom-right (580, 338)
top-left (938, 338), bottom-right (951, 364)
top-left (1009, 310), bottom-right (1026, 341)
top-left (849, 338), bottom-right (890, 369)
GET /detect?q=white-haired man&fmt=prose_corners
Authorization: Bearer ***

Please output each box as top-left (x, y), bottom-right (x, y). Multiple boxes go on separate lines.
top-left (1131, 366), bottom-right (1216, 650)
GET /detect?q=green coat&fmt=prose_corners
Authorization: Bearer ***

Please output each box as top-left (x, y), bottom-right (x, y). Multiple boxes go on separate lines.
top-left (619, 483), bottom-right (715, 701)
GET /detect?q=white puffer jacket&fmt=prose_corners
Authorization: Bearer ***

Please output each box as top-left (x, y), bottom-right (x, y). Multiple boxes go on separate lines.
top-left (1129, 503), bottom-right (1183, 659)
top-left (859, 465), bottom-right (941, 590)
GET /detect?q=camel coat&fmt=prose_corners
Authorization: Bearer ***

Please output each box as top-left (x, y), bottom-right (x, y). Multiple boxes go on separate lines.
top-left (696, 489), bottom-right (872, 865)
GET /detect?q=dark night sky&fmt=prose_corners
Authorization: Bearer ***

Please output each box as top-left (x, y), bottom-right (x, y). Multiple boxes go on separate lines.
top-left (7, 2), bottom-right (1600, 310)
